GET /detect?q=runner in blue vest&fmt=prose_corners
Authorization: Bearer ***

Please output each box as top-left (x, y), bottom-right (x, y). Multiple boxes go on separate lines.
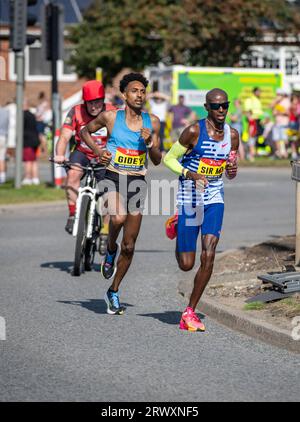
top-left (164, 88), bottom-right (239, 331)
top-left (81, 73), bottom-right (162, 315)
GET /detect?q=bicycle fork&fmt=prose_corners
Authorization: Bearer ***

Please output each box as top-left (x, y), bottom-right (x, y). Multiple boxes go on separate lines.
top-left (72, 187), bottom-right (97, 237)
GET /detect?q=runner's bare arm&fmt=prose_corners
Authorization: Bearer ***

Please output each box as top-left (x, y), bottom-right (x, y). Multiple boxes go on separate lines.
top-left (179, 122), bottom-right (200, 149)
top-left (230, 127), bottom-right (239, 152)
top-left (164, 122), bottom-right (207, 187)
top-left (226, 127), bottom-right (239, 179)
top-left (146, 114), bottom-right (162, 166)
top-left (80, 111), bottom-right (112, 158)
top-left (179, 123), bottom-right (208, 186)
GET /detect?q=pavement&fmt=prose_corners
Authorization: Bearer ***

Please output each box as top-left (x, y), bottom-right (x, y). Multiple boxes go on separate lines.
top-left (178, 233), bottom-right (300, 354)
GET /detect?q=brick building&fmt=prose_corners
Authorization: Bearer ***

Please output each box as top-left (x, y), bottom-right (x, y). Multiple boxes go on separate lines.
top-left (0, 0), bottom-right (93, 108)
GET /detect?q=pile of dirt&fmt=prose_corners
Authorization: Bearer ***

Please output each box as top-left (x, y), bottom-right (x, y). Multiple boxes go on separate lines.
top-left (205, 235), bottom-right (300, 328)
top-left (214, 235), bottom-right (295, 274)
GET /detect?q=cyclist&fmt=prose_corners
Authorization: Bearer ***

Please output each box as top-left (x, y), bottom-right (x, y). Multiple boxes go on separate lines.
top-left (81, 73), bottom-right (162, 315)
top-left (164, 88), bottom-right (239, 332)
top-left (54, 80), bottom-right (114, 243)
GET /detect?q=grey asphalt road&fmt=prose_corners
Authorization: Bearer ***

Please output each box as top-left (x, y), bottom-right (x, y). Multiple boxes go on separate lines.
top-left (0, 165), bottom-right (299, 402)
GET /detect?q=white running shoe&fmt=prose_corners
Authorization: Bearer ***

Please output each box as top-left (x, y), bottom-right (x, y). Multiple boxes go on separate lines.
top-left (21, 178), bottom-right (33, 185)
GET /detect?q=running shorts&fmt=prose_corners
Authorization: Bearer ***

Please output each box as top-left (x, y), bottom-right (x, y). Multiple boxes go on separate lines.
top-left (177, 203), bottom-right (224, 253)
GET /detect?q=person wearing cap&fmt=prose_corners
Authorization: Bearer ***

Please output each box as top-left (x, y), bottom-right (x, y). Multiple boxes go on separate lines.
top-left (271, 88), bottom-right (291, 159)
top-left (244, 87), bottom-right (264, 161)
top-left (55, 80), bottom-right (114, 234)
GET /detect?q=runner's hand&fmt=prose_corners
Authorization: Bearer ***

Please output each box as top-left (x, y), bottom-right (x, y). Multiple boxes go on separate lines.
top-left (98, 150), bottom-right (112, 166)
top-left (54, 155), bottom-right (65, 164)
top-left (186, 171), bottom-right (208, 191)
top-left (140, 127), bottom-right (152, 146)
top-left (225, 162), bottom-right (237, 179)
top-left (226, 151), bottom-right (238, 179)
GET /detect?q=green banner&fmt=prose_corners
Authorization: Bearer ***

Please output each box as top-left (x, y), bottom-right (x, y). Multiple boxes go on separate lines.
top-left (173, 68), bottom-right (282, 119)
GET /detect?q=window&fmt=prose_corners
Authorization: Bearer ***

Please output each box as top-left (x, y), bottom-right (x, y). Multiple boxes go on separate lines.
top-left (9, 41), bottom-right (77, 82)
top-left (29, 46), bottom-right (51, 76)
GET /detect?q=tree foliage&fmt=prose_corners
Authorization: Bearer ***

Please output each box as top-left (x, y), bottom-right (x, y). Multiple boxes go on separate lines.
top-left (69, 0), bottom-right (300, 82)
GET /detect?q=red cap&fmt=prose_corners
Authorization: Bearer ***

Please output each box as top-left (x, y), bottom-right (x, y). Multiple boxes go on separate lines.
top-left (82, 80), bottom-right (105, 101)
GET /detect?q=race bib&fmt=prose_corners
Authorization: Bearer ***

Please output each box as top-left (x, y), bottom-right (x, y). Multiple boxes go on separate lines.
top-left (198, 158), bottom-right (226, 177)
top-left (114, 147), bottom-right (146, 170)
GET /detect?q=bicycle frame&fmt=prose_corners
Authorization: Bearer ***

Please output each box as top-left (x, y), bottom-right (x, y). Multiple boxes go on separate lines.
top-left (72, 187), bottom-right (97, 238)
top-left (72, 163), bottom-right (102, 238)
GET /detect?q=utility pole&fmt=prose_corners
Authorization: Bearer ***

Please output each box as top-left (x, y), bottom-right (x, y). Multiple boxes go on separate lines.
top-left (291, 161), bottom-right (300, 266)
top-left (43, 1), bottom-right (64, 186)
top-left (14, 50), bottom-right (25, 189)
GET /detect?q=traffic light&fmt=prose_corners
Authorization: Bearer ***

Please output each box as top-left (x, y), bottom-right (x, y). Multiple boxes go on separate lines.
top-left (9, 0), bottom-right (39, 52)
top-left (42, 3), bottom-right (64, 61)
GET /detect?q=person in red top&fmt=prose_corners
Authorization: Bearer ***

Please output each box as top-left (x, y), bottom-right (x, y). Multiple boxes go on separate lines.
top-left (55, 80), bottom-right (113, 235)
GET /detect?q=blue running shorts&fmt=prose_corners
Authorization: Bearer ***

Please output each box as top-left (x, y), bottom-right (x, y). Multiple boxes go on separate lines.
top-left (177, 203), bottom-right (224, 253)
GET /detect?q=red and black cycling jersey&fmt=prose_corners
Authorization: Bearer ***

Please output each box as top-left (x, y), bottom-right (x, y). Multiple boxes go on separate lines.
top-left (62, 103), bottom-right (115, 159)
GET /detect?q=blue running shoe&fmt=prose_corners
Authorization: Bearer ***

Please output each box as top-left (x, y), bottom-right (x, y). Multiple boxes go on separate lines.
top-left (101, 243), bottom-right (120, 280)
top-left (104, 289), bottom-right (126, 315)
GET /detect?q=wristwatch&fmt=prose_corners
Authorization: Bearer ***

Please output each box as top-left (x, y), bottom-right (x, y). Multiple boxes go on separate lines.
top-left (146, 141), bottom-right (153, 149)
top-left (182, 168), bottom-right (189, 178)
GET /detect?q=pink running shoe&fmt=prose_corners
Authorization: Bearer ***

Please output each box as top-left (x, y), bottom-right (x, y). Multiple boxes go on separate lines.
top-left (179, 307), bottom-right (205, 332)
top-left (165, 211), bottom-right (178, 240)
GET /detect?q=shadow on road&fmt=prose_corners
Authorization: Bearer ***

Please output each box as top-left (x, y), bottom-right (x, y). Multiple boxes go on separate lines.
top-left (58, 299), bottom-right (133, 314)
top-left (41, 261), bottom-right (74, 274)
top-left (138, 311), bottom-right (206, 325)
top-left (135, 250), bottom-right (171, 253)
top-left (40, 261), bottom-right (101, 275)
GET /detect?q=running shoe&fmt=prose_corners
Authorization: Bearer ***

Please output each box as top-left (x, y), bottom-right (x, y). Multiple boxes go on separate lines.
top-left (65, 216), bottom-right (75, 235)
top-left (101, 243), bottom-right (120, 280)
top-left (165, 211), bottom-right (178, 240)
top-left (179, 307), bottom-right (205, 332)
top-left (104, 289), bottom-right (126, 315)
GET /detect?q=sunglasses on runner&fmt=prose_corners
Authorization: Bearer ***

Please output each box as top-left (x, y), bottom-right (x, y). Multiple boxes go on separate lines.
top-left (209, 102), bottom-right (230, 110)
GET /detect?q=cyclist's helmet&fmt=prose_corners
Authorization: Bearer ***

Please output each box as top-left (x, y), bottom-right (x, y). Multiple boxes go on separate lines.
top-left (82, 80), bottom-right (105, 102)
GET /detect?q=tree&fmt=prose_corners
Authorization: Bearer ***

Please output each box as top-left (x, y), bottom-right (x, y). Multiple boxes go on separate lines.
top-left (69, 0), bottom-right (300, 82)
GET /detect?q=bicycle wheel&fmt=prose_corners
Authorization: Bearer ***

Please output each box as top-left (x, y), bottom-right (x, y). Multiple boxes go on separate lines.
top-left (73, 195), bottom-right (90, 276)
top-left (84, 213), bottom-right (100, 271)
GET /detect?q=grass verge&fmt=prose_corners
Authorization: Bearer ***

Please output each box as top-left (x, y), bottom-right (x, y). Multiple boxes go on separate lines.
top-left (244, 302), bottom-right (266, 311)
top-left (0, 180), bottom-right (66, 204)
top-left (239, 158), bottom-right (291, 167)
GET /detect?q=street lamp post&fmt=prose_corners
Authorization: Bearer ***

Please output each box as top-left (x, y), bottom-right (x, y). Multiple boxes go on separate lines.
top-left (291, 160), bottom-right (300, 265)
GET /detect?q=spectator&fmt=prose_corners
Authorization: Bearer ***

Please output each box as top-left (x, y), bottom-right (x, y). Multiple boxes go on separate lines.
top-left (35, 91), bottom-right (50, 157)
top-left (244, 87), bottom-right (264, 161)
top-left (169, 95), bottom-right (196, 142)
top-left (112, 95), bottom-right (124, 109)
top-left (0, 103), bottom-right (9, 184)
top-left (148, 91), bottom-right (170, 152)
top-left (289, 94), bottom-right (300, 159)
top-left (261, 113), bottom-right (274, 156)
top-left (22, 100), bottom-right (41, 185)
top-left (229, 98), bottom-right (245, 160)
top-left (271, 88), bottom-right (291, 159)
top-left (4, 99), bottom-right (16, 151)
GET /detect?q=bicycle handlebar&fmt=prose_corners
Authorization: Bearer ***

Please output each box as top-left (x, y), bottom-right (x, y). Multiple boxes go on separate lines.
top-left (49, 158), bottom-right (105, 171)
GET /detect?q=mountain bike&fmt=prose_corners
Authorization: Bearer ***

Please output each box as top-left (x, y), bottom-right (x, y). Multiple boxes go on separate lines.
top-left (52, 159), bottom-right (107, 276)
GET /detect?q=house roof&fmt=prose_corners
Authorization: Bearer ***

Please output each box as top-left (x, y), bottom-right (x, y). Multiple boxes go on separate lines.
top-left (0, 0), bottom-right (94, 25)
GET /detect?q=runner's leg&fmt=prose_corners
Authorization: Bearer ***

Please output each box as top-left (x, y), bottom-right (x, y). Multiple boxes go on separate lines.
top-left (110, 212), bottom-right (143, 292)
top-left (106, 191), bottom-right (127, 253)
top-left (188, 234), bottom-right (219, 309)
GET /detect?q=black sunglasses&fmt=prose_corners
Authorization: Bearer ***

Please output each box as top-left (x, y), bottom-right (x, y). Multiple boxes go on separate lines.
top-left (209, 102), bottom-right (230, 110)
